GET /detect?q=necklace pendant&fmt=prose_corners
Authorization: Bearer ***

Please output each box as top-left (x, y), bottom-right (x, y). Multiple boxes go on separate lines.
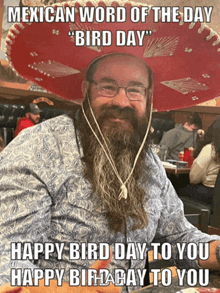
top-left (118, 184), bottom-right (128, 200)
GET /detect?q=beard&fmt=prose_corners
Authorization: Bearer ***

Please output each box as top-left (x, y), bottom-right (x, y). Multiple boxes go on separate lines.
top-left (29, 114), bottom-right (39, 124)
top-left (76, 99), bottom-right (151, 232)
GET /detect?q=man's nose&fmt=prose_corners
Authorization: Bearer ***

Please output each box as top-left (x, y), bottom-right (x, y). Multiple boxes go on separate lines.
top-left (111, 88), bottom-right (132, 108)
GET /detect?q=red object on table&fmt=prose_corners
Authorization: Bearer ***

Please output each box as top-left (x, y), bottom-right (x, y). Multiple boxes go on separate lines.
top-left (188, 155), bottom-right (194, 167)
top-left (184, 148), bottom-right (190, 161)
top-left (184, 148), bottom-right (194, 167)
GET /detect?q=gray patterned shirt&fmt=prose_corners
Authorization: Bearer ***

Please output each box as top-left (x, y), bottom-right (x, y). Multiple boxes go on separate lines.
top-left (0, 115), bottom-right (219, 292)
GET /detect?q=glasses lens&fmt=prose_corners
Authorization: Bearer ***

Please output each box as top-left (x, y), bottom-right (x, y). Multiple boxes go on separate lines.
top-left (96, 82), bottom-right (118, 97)
top-left (127, 86), bottom-right (146, 100)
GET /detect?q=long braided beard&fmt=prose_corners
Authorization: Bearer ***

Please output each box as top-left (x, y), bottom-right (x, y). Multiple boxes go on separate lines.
top-left (77, 102), bottom-right (150, 232)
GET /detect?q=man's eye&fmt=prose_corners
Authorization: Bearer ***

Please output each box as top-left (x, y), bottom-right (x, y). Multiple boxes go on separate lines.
top-left (103, 85), bottom-right (116, 90)
top-left (100, 84), bottom-right (117, 91)
top-left (128, 87), bottom-right (141, 94)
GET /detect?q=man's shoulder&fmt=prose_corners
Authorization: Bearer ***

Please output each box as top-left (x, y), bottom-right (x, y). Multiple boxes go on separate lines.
top-left (13, 114), bottom-right (75, 144)
top-left (17, 116), bottom-right (34, 126)
top-left (145, 147), bottom-right (167, 178)
top-left (2, 114), bottom-right (77, 160)
top-left (170, 124), bottom-right (185, 133)
top-left (41, 114), bottom-right (74, 130)
top-left (27, 114), bottom-right (74, 134)
top-left (166, 127), bottom-right (178, 134)
top-left (165, 125), bottom-right (187, 138)
top-left (160, 127), bottom-right (178, 142)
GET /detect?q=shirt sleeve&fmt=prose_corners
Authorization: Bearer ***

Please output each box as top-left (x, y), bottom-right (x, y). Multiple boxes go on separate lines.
top-left (190, 144), bottom-right (212, 184)
top-left (149, 151), bottom-right (220, 269)
top-left (0, 128), bottom-right (53, 286)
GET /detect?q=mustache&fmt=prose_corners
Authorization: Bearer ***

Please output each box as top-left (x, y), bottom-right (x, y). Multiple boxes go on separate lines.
top-left (97, 105), bottom-right (138, 127)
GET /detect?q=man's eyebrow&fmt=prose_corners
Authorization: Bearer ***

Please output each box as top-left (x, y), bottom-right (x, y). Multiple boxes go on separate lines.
top-left (128, 81), bottom-right (146, 87)
top-left (98, 77), bottom-right (118, 84)
top-left (97, 78), bottom-right (147, 87)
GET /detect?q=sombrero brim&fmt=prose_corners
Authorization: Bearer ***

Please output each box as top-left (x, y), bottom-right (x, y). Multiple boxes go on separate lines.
top-left (5, 0), bottom-right (220, 112)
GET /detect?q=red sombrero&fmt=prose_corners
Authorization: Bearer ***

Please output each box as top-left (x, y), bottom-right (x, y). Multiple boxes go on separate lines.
top-left (5, 0), bottom-right (220, 111)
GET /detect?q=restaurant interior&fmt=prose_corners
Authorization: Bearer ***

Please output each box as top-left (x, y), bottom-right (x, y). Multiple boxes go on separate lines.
top-left (0, 0), bottom-right (220, 291)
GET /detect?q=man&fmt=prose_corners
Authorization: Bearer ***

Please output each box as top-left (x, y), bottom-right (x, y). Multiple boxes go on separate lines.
top-left (15, 103), bottom-right (41, 136)
top-left (1, 53), bottom-right (220, 293)
top-left (160, 112), bottom-right (203, 161)
top-left (1, 1), bottom-right (220, 293)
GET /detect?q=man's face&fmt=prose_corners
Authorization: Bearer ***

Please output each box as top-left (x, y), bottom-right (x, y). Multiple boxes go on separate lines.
top-left (26, 112), bottom-right (40, 124)
top-left (87, 55), bottom-right (150, 134)
top-left (185, 123), bottom-right (199, 132)
top-left (189, 124), bottom-right (199, 131)
top-left (80, 55), bottom-right (151, 232)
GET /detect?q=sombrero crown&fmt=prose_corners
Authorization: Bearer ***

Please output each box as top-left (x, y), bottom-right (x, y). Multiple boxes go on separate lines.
top-left (5, 0), bottom-right (220, 111)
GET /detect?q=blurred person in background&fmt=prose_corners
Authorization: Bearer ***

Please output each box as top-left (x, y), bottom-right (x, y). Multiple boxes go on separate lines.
top-left (15, 103), bottom-right (41, 137)
top-left (194, 117), bottom-right (220, 159)
top-left (179, 119), bottom-right (220, 204)
top-left (160, 112), bottom-right (203, 161)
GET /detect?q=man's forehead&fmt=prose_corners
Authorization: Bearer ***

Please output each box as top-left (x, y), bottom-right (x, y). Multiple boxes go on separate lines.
top-left (92, 54), bottom-right (150, 84)
top-left (95, 54), bottom-right (148, 69)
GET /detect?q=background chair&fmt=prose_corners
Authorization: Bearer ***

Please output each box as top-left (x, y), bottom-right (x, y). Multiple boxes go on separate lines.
top-left (185, 209), bottom-right (209, 233)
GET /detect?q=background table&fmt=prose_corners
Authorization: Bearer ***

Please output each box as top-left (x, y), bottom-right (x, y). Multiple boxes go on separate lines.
top-left (165, 167), bottom-right (191, 175)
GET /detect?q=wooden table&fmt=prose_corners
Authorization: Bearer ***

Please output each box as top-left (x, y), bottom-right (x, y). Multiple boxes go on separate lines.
top-left (132, 271), bottom-right (220, 292)
top-left (165, 167), bottom-right (191, 175)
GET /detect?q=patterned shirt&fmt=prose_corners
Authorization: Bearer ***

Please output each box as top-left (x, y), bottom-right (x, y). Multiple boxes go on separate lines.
top-left (0, 115), bottom-right (219, 292)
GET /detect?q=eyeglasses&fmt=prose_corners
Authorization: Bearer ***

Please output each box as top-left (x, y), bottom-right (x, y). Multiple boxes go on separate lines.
top-left (90, 80), bottom-right (148, 101)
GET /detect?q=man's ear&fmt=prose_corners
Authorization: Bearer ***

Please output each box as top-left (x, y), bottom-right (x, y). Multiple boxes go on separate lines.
top-left (184, 122), bottom-right (191, 131)
top-left (82, 80), bottom-right (89, 99)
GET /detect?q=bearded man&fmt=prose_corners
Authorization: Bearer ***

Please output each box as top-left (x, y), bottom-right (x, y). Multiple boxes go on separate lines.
top-left (1, 52), bottom-right (220, 293)
top-left (78, 54), bottom-right (153, 233)
top-left (1, 1), bottom-right (220, 293)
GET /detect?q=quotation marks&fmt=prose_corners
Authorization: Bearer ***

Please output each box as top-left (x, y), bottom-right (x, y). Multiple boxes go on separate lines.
top-left (67, 30), bottom-right (153, 47)
top-left (68, 30), bottom-right (153, 37)
top-left (146, 30), bottom-right (153, 36)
